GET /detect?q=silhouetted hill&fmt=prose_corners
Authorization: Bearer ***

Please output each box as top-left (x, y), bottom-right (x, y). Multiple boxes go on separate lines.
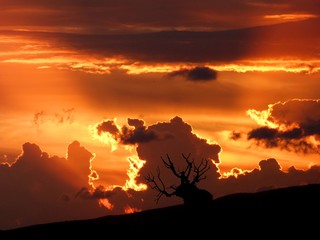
top-left (2, 183), bottom-right (320, 238)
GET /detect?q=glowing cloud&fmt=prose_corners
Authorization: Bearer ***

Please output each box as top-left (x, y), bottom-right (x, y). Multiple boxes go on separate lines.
top-left (246, 99), bottom-right (320, 153)
top-left (95, 118), bottom-right (159, 145)
top-left (264, 14), bottom-right (318, 21)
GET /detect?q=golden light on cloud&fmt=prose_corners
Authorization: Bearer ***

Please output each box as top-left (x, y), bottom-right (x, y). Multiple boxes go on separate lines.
top-left (89, 120), bottom-right (147, 192)
top-left (89, 123), bottom-right (119, 152)
top-left (247, 98), bottom-right (320, 130)
top-left (2, 32), bottom-right (319, 75)
top-left (246, 108), bottom-right (278, 129)
top-left (124, 155), bottom-right (147, 191)
top-left (2, 57), bottom-right (114, 75)
top-left (89, 158), bottom-right (99, 188)
top-left (221, 167), bottom-right (250, 179)
top-left (129, 60), bottom-right (317, 75)
top-left (264, 14), bottom-right (318, 21)
top-left (98, 199), bottom-right (113, 210)
top-left (120, 63), bottom-right (190, 74)
top-left (210, 60), bottom-right (320, 74)
top-left (121, 60), bottom-right (320, 75)
top-left (124, 206), bottom-right (141, 214)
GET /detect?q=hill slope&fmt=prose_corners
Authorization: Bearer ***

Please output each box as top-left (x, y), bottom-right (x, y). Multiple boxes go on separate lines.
top-left (2, 183), bottom-right (320, 238)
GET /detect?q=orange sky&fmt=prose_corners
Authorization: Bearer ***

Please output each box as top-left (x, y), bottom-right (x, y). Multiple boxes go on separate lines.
top-left (0, 0), bottom-right (320, 230)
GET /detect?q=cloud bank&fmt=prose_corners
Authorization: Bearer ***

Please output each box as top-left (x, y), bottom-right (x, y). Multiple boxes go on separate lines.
top-left (0, 141), bottom-right (104, 230)
top-left (3, 115), bottom-right (320, 230)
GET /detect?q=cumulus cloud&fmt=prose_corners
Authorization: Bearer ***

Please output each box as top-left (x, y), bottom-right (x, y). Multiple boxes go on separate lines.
top-left (247, 99), bottom-right (320, 153)
top-left (0, 141), bottom-right (104, 230)
top-left (132, 116), bottom-right (222, 204)
top-left (4, 115), bottom-right (320, 230)
top-left (168, 66), bottom-right (218, 82)
top-left (94, 116), bottom-right (222, 208)
top-left (216, 158), bottom-right (320, 197)
top-left (96, 118), bottom-right (159, 144)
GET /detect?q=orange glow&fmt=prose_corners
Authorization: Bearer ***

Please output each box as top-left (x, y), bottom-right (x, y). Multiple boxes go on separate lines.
top-left (124, 155), bottom-right (147, 191)
top-left (120, 63), bottom-right (190, 74)
top-left (247, 99), bottom-right (320, 130)
top-left (89, 155), bottom-right (99, 188)
top-left (89, 122), bottom-right (120, 152)
top-left (124, 206), bottom-right (141, 214)
top-left (122, 60), bottom-right (320, 75)
top-left (221, 167), bottom-right (250, 179)
top-left (264, 14), bottom-right (318, 21)
top-left (98, 198), bottom-right (113, 210)
top-left (89, 120), bottom-right (147, 192)
top-left (2, 1), bottom-right (320, 231)
top-left (246, 107), bottom-right (278, 128)
top-left (3, 33), bottom-right (318, 75)
top-left (209, 60), bottom-right (320, 74)
top-left (4, 56), bottom-right (319, 75)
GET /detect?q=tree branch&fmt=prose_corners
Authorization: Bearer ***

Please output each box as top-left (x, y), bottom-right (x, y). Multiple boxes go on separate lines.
top-left (191, 158), bottom-right (210, 185)
top-left (161, 154), bottom-right (181, 178)
top-left (144, 166), bottom-right (176, 203)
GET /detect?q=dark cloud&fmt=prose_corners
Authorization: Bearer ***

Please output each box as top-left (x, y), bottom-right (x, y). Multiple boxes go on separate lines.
top-left (229, 131), bottom-right (242, 140)
top-left (0, 141), bottom-right (104, 230)
top-left (0, 16), bottom-right (318, 71)
top-left (216, 158), bottom-right (320, 197)
top-left (96, 118), bottom-right (158, 145)
top-left (0, 17), bottom-right (317, 68)
top-left (247, 99), bottom-right (320, 153)
top-left (93, 116), bottom-right (222, 208)
top-left (75, 185), bottom-right (145, 213)
top-left (1, 0), bottom-right (319, 75)
top-left (76, 185), bottom-right (113, 199)
top-left (168, 66), bottom-right (218, 82)
top-left (67, 140), bottom-right (96, 181)
top-left (96, 120), bottom-right (119, 136)
top-left (134, 116), bottom-right (222, 207)
top-left (1, 0), bottom-right (319, 32)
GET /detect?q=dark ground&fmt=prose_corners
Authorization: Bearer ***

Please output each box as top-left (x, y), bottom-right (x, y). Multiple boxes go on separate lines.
top-left (1, 183), bottom-right (320, 239)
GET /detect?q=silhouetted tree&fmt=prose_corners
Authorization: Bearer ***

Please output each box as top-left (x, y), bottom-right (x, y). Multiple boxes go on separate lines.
top-left (145, 153), bottom-right (213, 207)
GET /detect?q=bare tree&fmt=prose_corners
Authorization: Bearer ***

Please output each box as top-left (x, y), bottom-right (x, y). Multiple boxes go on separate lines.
top-left (145, 153), bottom-right (213, 206)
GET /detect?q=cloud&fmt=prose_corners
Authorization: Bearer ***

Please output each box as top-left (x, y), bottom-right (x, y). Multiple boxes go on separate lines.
top-left (4, 116), bottom-right (320, 230)
top-left (217, 158), bottom-right (320, 197)
top-left (96, 118), bottom-right (159, 145)
top-left (93, 116), bottom-right (222, 208)
top-left (96, 120), bottom-right (119, 136)
top-left (33, 108), bottom-right (75, 127)
top-left (133, 116), bottom-right (222, 204)
top-left (2, 18), bottom-right (320, 76)
top-left (229, 131), bottom-right (242, 140)
top-left (0, 141), bottom-right (104, 230)
top-left (247, 99), bottom-right (320, 153)
top-left (168, 66), bottom-right (218, 82)
top-left (67, 140), bottom-right (97, 184)
top-left (1, 0), bottom-right (319, 33)
top-left (76, 185), bottom-right (113, 200)
top-left (75, 185), bottom-right (145, 213)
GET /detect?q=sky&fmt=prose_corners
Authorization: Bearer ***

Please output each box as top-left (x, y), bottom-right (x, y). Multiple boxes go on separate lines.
top-left (1, 0), bottom-right (320, 230)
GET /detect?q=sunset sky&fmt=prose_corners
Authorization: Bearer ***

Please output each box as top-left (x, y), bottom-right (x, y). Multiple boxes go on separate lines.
top-left (1, 0), bottom-right (320, 230)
